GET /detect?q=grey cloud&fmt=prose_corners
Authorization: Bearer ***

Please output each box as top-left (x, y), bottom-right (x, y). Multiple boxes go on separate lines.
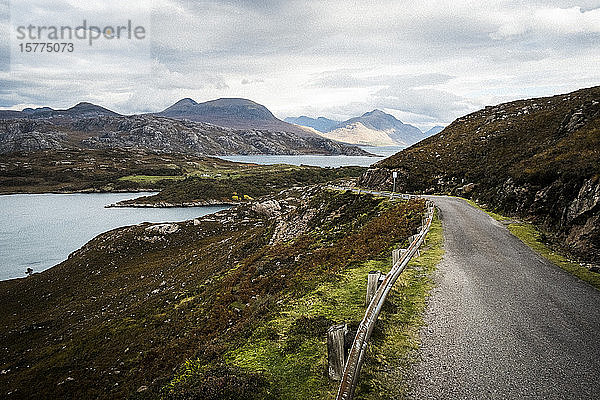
top-left (309, 73), bottom-right (454, 89)
top-left (372, 87), bottom-right (479, 122)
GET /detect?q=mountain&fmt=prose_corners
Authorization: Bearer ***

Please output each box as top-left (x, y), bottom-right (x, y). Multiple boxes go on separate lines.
top-left (359, 86), bottom-right (600, 261)
top-left (156, 97), bottom-right (316, 137)
top-left (298, 110), bottom-right (426, 147)
top-left (0, 114), bottom-right (369, 156)
top-left (424, 125), bottom-right (445, 136)
top-left (284, 116), bottom-right (340, 132)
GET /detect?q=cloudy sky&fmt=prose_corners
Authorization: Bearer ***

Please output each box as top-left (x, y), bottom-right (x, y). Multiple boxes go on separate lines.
top-left (1, 0), bottom-right (599, 130)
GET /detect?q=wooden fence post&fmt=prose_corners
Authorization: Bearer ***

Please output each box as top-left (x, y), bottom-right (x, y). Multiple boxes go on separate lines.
top-left (366, 271), bottom-right (381, 305)
top-left (328, 324), bottom-right (348, 381)
top-left (392, 249), bottom-right (400, 266)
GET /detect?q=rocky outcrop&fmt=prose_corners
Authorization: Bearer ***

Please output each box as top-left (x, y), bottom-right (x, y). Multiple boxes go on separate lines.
top-left (1, 115), bottom-right (371, 156)
top-left (0, 120), bottom-right (67, 153)
top-left (251, 200), bottom-right (282, 218)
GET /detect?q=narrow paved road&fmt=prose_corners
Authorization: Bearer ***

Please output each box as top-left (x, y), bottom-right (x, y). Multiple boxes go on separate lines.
top-left (410, 196), bottom-right (600, 399)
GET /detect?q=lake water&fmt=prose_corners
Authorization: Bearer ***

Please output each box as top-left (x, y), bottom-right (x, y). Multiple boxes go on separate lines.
top-left (219, 146), bottom-right (402, 167)
top-left (0, 193), bottom-right (227, 281)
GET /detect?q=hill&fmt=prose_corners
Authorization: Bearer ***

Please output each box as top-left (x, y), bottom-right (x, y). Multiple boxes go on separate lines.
top-left (0, 186), bottom-right (424, 399)
top-left (359, 86), bottom-right (600, 261)
top-left (0, 110), bottom-right (370, 156)
top-left (0, 102), bottom-right (120, 119)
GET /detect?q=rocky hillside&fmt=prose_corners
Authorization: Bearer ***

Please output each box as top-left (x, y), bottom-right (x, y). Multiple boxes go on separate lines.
top-left (0, 113), bottom-right (370, 156)
top-left (0, 186), bottom-right (424, 399)
top-left (360, 86), bottom-right (600, 261)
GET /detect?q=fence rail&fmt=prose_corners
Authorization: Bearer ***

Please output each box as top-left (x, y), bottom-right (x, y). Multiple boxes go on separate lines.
top-left (334, 191), bottom-right (435, 400)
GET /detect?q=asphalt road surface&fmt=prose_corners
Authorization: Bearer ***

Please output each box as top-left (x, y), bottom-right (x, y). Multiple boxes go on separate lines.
top-left (409, 196), bottom-right (600, 399)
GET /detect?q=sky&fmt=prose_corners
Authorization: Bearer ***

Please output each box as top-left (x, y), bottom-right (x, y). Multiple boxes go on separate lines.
top-left (1, 0), bottom-right (600, 130)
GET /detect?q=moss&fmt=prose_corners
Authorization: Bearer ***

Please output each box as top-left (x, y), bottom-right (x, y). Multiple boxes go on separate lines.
top-left (356, 212), bottom-right (444, 399)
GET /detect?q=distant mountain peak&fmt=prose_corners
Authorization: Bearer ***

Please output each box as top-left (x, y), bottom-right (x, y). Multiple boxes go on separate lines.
top-left (65, 102), bottom-right (119, 116)
top-left (290, 109), bottom-right (424, 147)
top-left (362, 109), bottom-right (387, 117)
top-left (209, 98), bottom-right (261, 106)
top-left (424, 125), bottom-right (445, 136)
top-left (156, 97), bottom-right (329, 136)
top-left (172, 98), bottom-right (198, 106)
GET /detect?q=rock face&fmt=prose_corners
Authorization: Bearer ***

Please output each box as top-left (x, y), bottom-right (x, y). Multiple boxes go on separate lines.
top-left (0, 121), bottom-right (67, 153)
top-left (251, 200), bottom-right (282, 218)
top-left (359, 86), bottom-right (600, 261)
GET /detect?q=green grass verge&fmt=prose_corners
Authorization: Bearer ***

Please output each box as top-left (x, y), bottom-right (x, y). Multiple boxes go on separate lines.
top-left (463, 198), bottom-right (511, 221)
top-left (464, 198), bottom-right (600, 291)
top-left (507, 223), bottom-right (600, 290)
top-left (356, 213), bottom-right (444, 400)
top-left (223, 259), bottom-right (388, 400)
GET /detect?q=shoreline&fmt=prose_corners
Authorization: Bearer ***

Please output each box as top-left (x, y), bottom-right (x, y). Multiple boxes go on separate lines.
top-left (105, 200), bottom-right (239, 208)
top-left (0, 188), bottom-right (160, 196)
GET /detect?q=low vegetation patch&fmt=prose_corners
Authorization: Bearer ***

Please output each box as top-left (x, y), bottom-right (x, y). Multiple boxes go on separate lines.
top-left (0, 187), bottom-right (425, 399)
top-left (119, 166), bottom-right (365, 206)
top-left (356, 213), bottom-right (444, 399)
top-left (507, 223), bottom-right (600, 291)
top-left (0, 148), bottom-right (248, 193)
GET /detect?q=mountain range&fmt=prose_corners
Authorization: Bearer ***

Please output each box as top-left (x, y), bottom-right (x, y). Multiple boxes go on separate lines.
top-left (286, 110), bottom-right (440, 147)
top-left (284, 116), bottom-right (340, 132)
top-left (0, 100), bottom-right (370, 156)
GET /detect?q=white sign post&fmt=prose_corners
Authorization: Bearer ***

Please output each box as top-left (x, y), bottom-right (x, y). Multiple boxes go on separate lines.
top-left (392, 171), bottom-right (397, 194)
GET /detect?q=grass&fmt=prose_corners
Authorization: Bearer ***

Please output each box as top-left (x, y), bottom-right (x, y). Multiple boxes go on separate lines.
top-left (117, 175), bottom-right (186, 183)
top-left (121, 167), bottom-right (366, 206)
top-left (464, 198), bottom-right (511, 221)
top-left (464, 198), bottom-right (600, 291)
top-left (160, 194), bottom-right (425, 400)
top-left (356, 212), bottom-right (444, 399)
top-left (223, 259), bottom-right (387, 400)
top-left (0, 186), bottom-right (432, 399)
top-left (508, 224), bottom-right (600, 290)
